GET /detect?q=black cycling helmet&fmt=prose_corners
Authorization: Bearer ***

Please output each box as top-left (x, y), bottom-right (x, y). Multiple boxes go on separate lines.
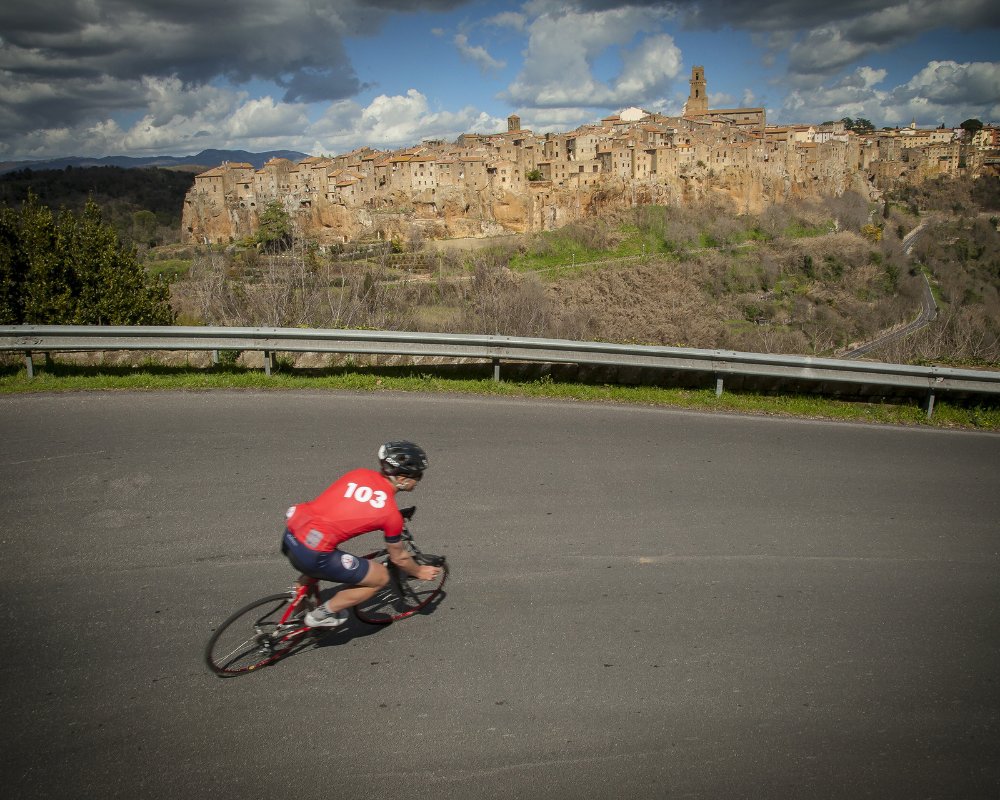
top-left (378, 440), bottom-right (429, 479)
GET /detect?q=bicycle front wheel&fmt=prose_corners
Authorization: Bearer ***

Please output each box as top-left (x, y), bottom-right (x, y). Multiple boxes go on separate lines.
top-left (205, 593), bottom-right (314, 676)
top-left (354, 553), bottom-right (448, 625)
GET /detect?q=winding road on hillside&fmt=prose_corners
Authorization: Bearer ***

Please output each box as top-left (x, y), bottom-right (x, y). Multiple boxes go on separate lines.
top-left (841, 216), bottom-right (939, 359)
top-left (1, 391), bottom-right (998, 799)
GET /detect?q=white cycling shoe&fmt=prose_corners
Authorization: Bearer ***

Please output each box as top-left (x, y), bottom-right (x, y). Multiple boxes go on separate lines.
top-left (304, 608), bottom-right (349, 628)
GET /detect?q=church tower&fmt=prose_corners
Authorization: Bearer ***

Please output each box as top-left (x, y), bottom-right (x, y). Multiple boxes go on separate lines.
top-left (684, 66), bottom-right (709, 117)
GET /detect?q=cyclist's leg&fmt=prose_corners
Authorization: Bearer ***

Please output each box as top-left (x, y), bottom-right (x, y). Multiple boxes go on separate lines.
top-left (322, 559), bottom-right (389, 613)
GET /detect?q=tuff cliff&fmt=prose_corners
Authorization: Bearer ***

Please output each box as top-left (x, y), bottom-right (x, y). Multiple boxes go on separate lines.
top-left (181, 112), bottom-right (975, 247)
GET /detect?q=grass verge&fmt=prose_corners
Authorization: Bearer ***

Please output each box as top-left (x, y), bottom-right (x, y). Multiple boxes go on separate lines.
top-left (1, 361), bottom-right (998, 431)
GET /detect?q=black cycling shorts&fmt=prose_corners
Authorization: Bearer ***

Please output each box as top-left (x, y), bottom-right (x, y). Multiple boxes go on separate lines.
top-left (281, 529), bottom-right (370, 584)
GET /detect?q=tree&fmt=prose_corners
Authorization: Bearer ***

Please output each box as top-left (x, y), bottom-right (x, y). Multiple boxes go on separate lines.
top-left (960, 118), bottom-right (984, 141)
top-left (0, 194), bottom-right (173, 324)
top-left (840, 117), bottom-right (874, 134)
top-left (131, 210), bottom-right (158, 247)
top-left (0, 206), bottom-right (27, 324)
top-left (255, 201), bottom-right (292, 250)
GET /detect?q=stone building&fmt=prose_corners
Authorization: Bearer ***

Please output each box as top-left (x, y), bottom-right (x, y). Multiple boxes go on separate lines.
top-left (181, 67), bottom-right (983, 247)
top-left (681, 66), bottom-right (765, 135)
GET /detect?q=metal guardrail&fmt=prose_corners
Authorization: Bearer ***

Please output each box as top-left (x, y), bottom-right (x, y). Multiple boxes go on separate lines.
top-left (3, 325), bottom-right (999, 416)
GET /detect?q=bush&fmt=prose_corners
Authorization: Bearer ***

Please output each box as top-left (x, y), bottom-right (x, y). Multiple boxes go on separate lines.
top-left (0, 194), bottom-right (173, 324)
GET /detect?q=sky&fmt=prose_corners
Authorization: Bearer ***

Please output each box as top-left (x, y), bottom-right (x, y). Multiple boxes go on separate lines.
top-left (1, 0), bottom-right (998, 162)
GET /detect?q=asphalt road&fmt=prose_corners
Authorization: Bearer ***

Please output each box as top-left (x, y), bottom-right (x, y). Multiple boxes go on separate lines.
top-left (1, 391), bottom-right (998, 799)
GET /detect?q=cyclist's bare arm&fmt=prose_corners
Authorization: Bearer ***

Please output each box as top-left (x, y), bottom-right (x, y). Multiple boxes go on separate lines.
top-left (386, 540), bottom-right (440, 581)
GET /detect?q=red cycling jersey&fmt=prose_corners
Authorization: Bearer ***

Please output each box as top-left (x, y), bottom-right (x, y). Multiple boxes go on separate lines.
top-left (286, 468), bottom-right (403, 552)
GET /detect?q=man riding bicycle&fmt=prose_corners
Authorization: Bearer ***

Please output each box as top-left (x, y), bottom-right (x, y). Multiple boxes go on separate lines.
top-left (281, 441), bottom-right (441, 628)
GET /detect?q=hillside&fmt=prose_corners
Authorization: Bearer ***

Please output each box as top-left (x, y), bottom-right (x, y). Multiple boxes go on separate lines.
top-left (167, 181), bottom-right (1000, 366)
top-left (0, 148), bottom-right (310, 175)
top-left (0, 166), bottom-right (195, 247)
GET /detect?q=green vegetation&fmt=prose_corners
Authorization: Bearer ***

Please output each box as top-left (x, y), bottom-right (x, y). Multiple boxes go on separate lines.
top-left (3, 174), bottom-right (998, 392)
top-left (160, 182), bottom-right (997, 365)
top-left (1, 359), bottom-right (996, 431)
top-left (0, 194), bottom-right (173, 324)
top-left (0, 166), bottom-right (194, 247)
top-left (960, 118), bottom-right (983, 138)
top-left (253, 201), bottom-right (293, 250)
top-left (838, 117), bottom-right (875, 134)
top-left (145, 257), bottom-right (193, 281)
top-left (508, 220), bottom-right (642, 273)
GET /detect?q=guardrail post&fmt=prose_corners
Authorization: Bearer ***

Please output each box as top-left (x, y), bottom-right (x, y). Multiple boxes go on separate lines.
top-left (263, 350), bottom-right (273, 377)
top-left (23, 350), bottom-right (33, 379)
top-left (492, 357), bottom-right (500, 382)
top-left (211, 349), bottom-right (219, 365)
top-left (715, 374), bottom-right (724, 397)
top-left (926, 390), bottom-right (935, 419)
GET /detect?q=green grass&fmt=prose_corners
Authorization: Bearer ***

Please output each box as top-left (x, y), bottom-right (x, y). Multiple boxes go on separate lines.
top-left (508, 224), bottom-right (679, 275)
top-left (145, 258), bottom-right (192, 280)
top-left (784, 220), bottom-right (832, 238)
top-left (2, 360), bottom-right (997, 431)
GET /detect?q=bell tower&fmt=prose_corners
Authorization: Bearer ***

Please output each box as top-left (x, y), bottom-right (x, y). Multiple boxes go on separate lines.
top-left (684, 66), bottom-right (709, 117)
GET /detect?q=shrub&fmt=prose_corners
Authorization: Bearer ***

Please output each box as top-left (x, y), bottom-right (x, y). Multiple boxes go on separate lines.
top-left (0, 194), bottom-right (173, 324)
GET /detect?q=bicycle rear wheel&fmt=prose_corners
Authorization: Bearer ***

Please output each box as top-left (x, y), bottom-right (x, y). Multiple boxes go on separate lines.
top-left (354, 552), bottom-right (448, 625)
top-left (205, 593), bottom-right (314, 676)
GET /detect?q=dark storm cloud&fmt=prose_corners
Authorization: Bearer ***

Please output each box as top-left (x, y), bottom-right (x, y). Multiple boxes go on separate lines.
top-left (572, 0), bottom-right (999, 33)
top-left (278, 65), bottom-right (373, 105)
top-left (570, 0), bottom-right (999, 82)
top-left (0, 0), bottom-right (469, 137)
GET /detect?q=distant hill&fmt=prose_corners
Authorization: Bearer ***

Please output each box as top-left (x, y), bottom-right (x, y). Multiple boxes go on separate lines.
top-left (0, 149), bottom-right (311, 175)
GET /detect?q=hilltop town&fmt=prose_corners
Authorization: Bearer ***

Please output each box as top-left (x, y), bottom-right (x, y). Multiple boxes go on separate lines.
top-left (181, 67), bottom-right (999, 247)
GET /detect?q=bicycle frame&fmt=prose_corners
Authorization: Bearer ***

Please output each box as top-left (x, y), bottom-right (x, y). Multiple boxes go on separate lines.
top-left (207, 507), bottom-right (446, 674)
top-left (279, 577), bottom-right (321, 628)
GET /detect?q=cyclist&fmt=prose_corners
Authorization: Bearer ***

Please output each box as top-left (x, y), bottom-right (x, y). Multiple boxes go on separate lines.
top-left (281, 440), bottom-right (441, 628)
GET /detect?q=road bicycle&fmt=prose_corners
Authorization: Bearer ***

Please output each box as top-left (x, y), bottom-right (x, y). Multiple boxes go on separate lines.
top-left (205, 506), bottom-right (448, 677)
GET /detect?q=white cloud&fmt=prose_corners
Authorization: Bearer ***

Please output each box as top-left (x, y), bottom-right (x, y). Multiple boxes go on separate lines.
top-left (857, 67), bottom-right (887, 89)
top-left (779, 60), bottom-right (1000, 127)
top-left (897, 60), bottom-right (1000, 105)
top-left (454, 33), bottom-right (506, 72)
top-left (502, 5), bottom-right (677, 108)
top-left (313, 89), bottom-right (505, 151)
top-left (117, 79), bottom-right (312, 154)
top-left (614, 34), bottom-right (682, 98)
top-left (516, 106), bottom-right (599, 133)
top-left (487, 11), bottom-right (527, 31)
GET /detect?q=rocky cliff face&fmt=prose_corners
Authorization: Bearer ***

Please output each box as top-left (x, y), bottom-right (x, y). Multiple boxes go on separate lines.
top-left (181, 130), bottom-right (956, 247)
